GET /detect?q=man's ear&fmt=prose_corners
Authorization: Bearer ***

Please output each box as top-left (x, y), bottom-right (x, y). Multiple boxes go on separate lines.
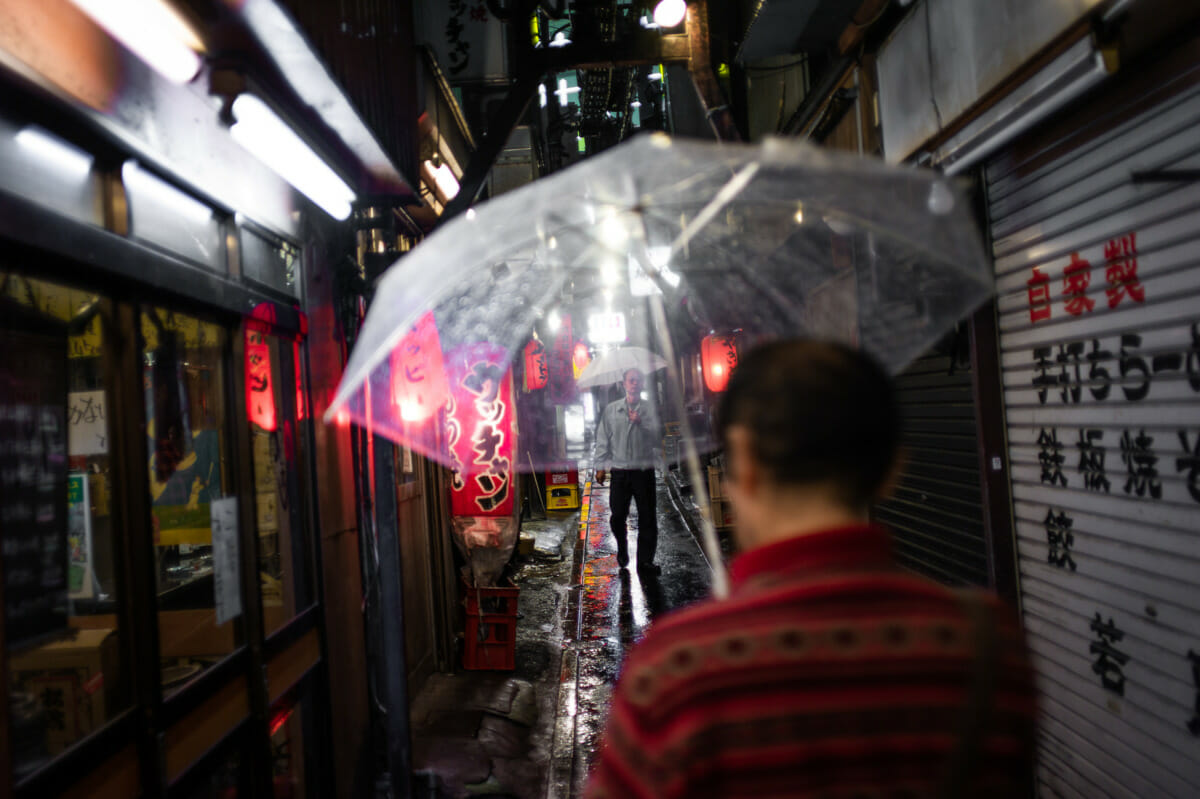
top-left (875, 448), bottom-right (908, 502)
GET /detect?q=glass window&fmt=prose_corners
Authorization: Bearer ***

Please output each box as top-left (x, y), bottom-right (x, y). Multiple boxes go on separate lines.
top-left (248, 329), bottom-right (312, 637)
top-left (178, 744), bottom-right (243, 799)
top-left (0, 123), bottom-right (102, 228)
top-left (241, 229), bottom-right (301, 299)
top-left (2, 272), bottom-right (129, 781)
top-left (269, 694), bottom-right (312, 797)
top-left (124, 162), bottom-right (224, 273)
top-left (142, 306), bottom-right (241, 696)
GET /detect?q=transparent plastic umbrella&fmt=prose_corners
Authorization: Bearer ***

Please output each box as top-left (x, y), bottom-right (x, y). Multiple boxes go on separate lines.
top-left (575, 346), bottom-right (667, 388)
top-left (325, 133), bottom-right (994, 596)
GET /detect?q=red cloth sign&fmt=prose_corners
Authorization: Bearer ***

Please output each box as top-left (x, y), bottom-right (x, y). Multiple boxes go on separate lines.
top-left (446, 343), bottom-right (517, 517)
top-left (390, 311), bottom-right (450, 424)
top-left (245, 329), bottom-right (276, 431)
top-left (523, 339), bottom-right (549, 390)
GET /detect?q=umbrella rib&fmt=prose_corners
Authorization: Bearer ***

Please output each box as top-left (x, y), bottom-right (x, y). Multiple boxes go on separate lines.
top-left (668, 162), bottom-right (760, 260)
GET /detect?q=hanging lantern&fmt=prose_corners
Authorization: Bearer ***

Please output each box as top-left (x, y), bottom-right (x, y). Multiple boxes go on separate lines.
top-left (572, 341), bottom-right (591, 379)
top-left (701, 334), bottom-right (738, 393)
top-left (390, 311), bottom-right (449, 424)
top-left (523, 338), bottom-right (549, 390)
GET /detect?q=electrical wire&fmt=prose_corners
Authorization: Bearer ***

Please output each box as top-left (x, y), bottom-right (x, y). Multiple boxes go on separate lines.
top-left (745, 57), bottom-right (807, 75)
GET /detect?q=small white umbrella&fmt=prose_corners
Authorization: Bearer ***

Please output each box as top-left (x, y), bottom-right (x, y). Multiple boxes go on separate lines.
top-left (575, 346), bottom-right (668, 388)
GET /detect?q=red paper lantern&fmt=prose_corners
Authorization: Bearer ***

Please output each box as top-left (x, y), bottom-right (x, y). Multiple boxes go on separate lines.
top-left (390, 311), bottom-right (449, 424)
top-left (701, 334), bottom-right (738, 393)
top-left (446, 343), bottom-right (517, 517)
top-left (523, 339), bottom-right (549, 390)
top-left (572, 341), bottom-right (591, 379)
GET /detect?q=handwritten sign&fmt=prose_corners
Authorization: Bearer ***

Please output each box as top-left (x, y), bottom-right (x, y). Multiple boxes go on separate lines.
top-left (68, 390), bottom-right (108, 455)
top-left (210, 497), bottom-right (241, 625)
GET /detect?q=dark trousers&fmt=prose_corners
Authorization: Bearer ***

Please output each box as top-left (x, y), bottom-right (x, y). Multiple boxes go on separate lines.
top-left (609, 468), bottom-right (657, 565)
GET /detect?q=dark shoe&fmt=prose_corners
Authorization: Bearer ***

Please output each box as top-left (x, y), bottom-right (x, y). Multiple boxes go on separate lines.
top-left (637, 562), bottom-right (661, 576)
top-left (616, 543), bottom-right (629, 568)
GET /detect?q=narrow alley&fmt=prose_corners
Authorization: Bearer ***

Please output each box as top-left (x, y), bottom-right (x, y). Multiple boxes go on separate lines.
top-left (409, 462), bottom-right (713, 799)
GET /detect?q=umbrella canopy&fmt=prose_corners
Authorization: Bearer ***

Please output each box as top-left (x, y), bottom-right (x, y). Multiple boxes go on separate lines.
top-left (575, 346), bottom-right (668, 388)
top-left (325, 133), bottom-right (993, 594)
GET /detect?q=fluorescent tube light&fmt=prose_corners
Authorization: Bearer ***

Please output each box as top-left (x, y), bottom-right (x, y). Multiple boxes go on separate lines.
top-left (230, 94), bottom-right (356, 220)
top-left (16, 127), bottom-right (94, 178)
top-left (423, 160), bottom-right (460, 201)
top-left (69, 0), bottom-right (203, 84)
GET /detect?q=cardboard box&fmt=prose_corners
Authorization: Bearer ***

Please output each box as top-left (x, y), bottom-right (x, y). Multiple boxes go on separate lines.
top-left (9, 628), bottom-right (119, 755)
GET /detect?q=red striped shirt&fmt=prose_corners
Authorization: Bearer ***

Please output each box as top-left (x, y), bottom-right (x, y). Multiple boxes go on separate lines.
top-left (585, 524), bottom-right (1037, 799)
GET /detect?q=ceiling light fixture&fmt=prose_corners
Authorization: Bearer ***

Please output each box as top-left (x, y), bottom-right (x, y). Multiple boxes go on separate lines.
top-left (229, 94), bottom-right (356, 220)
top-left (653, 0), bottom-right (687, 28)
top-left (69, 0), bottom-right (203, 84)
top-left (16, 127), bottom-right (94, 178)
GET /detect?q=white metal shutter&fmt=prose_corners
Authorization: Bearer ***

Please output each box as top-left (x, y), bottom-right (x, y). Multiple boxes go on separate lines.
top-left (986, 81), bottom-right (1200, 798)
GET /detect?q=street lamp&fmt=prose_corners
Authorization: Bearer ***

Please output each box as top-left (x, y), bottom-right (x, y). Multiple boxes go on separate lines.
top-left (653, 0), bottom-right (687, 28)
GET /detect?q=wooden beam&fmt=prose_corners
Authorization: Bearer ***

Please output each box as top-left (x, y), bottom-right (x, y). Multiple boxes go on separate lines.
top-left (837, 0), bottom-right (892, 55)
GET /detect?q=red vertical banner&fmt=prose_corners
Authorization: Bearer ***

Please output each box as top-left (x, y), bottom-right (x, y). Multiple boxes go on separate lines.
top-left (446, 343), bottom-right (517, 517)
top-left (245, 329), bottom-right (276, 431)
top-left (293, 340), bottom-right (307, 421)
top-left (390, 311), bottom-right (450, 424)
top-left (523, 338), bottom-right (549, 390)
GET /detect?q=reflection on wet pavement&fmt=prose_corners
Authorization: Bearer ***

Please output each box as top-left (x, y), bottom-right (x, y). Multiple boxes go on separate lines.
top-left (409, 466), bottom-right (711, 799)
top-left (561, 472), bottom-right (713, 797)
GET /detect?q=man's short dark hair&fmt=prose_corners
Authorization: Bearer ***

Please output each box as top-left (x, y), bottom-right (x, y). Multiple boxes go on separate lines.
top-left (717, 339), bottom-right (900, 509)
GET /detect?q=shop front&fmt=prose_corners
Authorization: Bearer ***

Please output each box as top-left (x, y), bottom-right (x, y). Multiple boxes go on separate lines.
top-left (0, 2), bottom-right (419, 796)
top-left (872, 1), bottom-right (1200, 795)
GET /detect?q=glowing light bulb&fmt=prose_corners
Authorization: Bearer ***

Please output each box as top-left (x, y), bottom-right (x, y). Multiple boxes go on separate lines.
top-left (653, 0), bottom-right (687, 28)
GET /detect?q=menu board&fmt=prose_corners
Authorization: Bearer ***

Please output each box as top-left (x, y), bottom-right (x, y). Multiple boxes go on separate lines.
top-left (1, 305), bottom-right (69, 648)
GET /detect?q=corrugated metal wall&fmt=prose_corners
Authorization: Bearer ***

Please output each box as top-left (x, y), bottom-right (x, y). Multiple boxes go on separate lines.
top-left (873, 345), bottom-right (989, 587)
top-left (986, 77), bottom-right (1200, 799)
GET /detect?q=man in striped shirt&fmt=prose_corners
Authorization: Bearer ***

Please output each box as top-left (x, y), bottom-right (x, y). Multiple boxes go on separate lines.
top-left (586, 339), bottom-right (1037, 799)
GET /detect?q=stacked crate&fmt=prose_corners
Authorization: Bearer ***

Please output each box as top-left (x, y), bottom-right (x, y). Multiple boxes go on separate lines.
top-left (707, 465), bottom-right (734, 530)
top-left (462, 577), bottom-right (520, 670)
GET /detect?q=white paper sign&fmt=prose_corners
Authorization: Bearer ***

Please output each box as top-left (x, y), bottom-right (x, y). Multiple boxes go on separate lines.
top-left (68, 390), bottom-right (108, 455)
top-left (210, 497), bottom-right (242, 625)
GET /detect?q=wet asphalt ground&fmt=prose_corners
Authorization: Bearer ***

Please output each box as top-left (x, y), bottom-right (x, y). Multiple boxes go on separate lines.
top-left (409, 464), bottom-right (713, 799)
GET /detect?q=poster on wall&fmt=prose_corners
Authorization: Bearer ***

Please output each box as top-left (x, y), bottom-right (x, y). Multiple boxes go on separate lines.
top-left (66, 472), bottom-right (94, 599)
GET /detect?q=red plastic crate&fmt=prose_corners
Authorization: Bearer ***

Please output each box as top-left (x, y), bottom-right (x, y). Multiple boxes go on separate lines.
top-left (461, 577), bottom-right (519, 670)
top-left (464, 613), bottom-right (516, 670)
top-left (462, 578), bottom-right (520, 616)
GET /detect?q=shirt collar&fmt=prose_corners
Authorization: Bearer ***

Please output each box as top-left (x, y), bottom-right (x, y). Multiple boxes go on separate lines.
top-left (727, 524), bottom-right (894, 590)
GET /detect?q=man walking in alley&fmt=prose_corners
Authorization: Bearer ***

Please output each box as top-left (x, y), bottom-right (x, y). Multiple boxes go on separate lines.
top-left (594, 368), bottom-right (662, 575)
top-left (586, 340), bottom-right (1038, 798)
